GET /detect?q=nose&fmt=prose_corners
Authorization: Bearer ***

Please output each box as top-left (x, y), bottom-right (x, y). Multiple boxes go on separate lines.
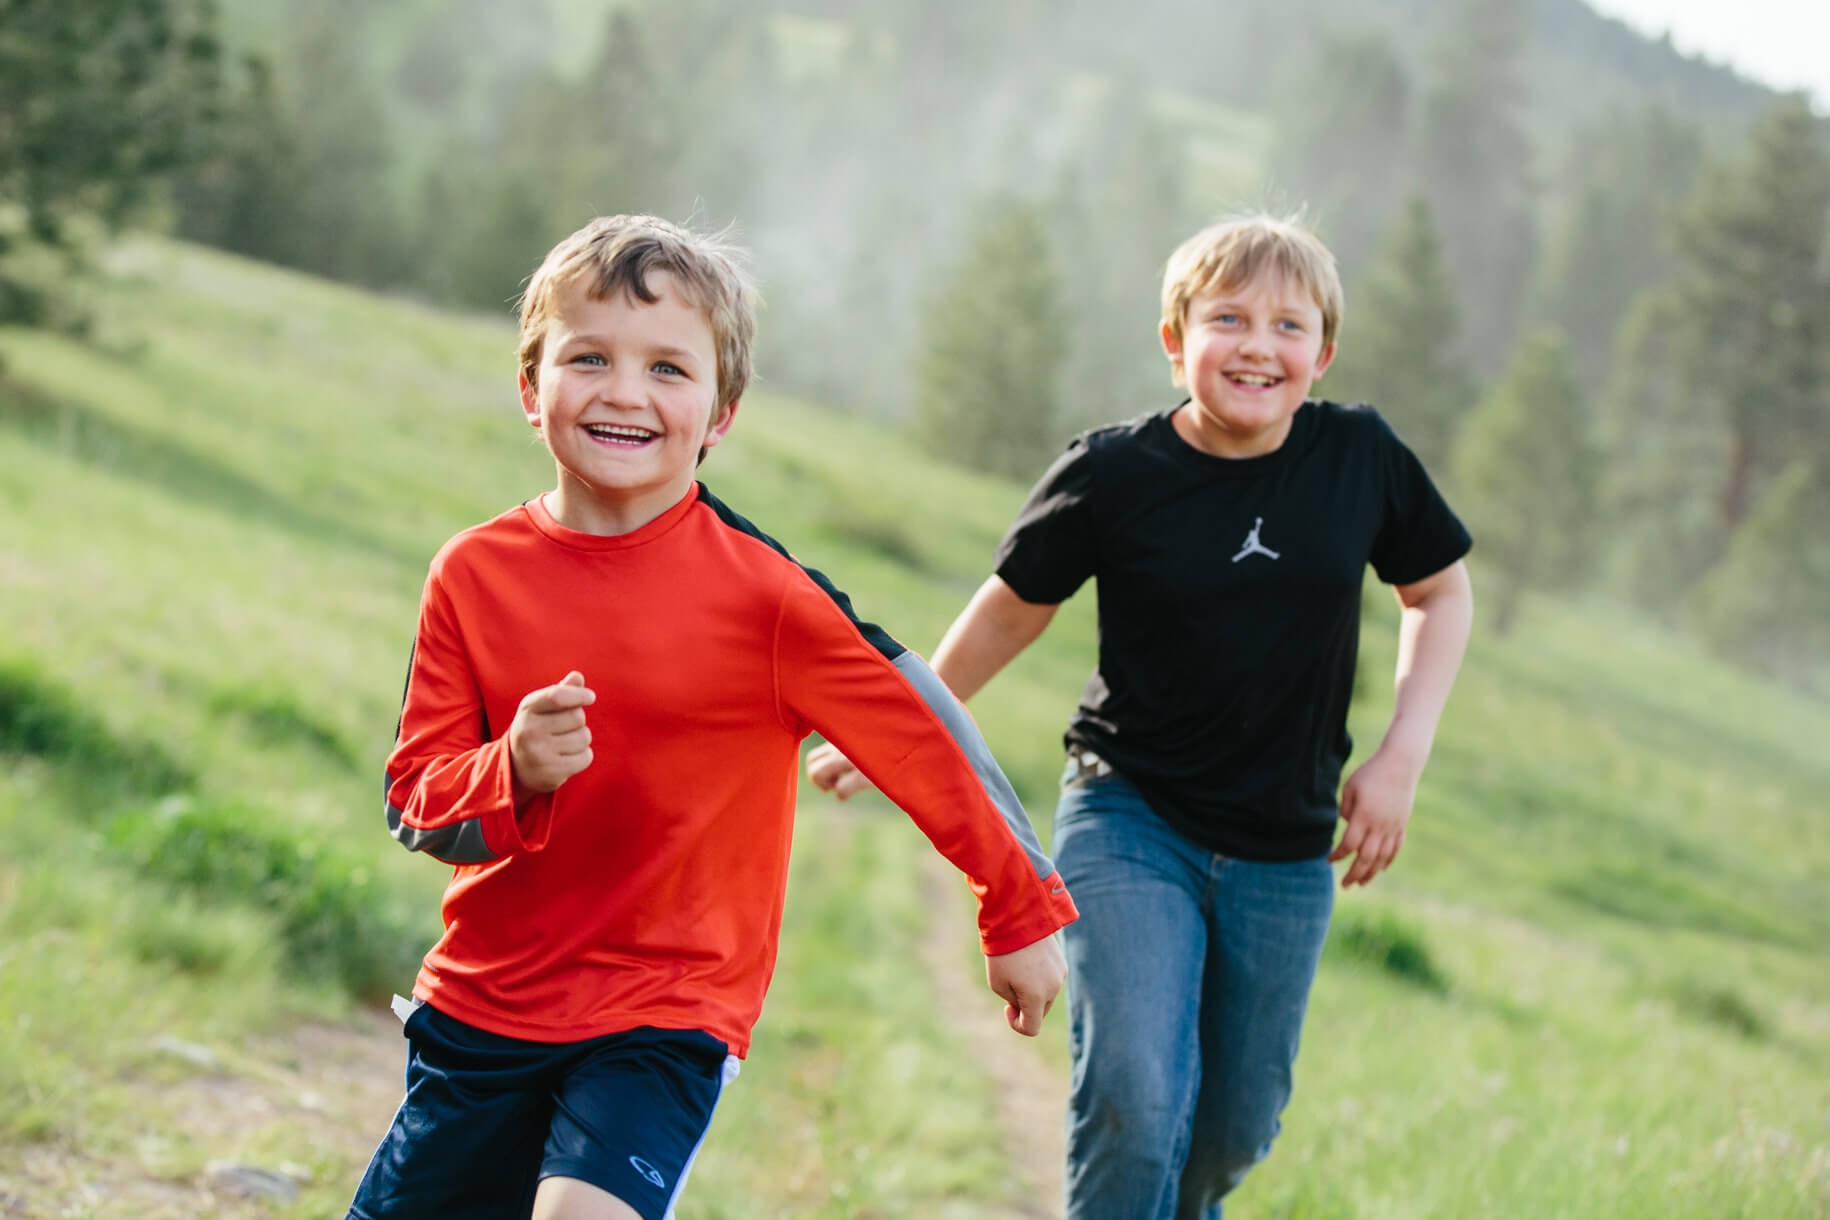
top-left (599, 363), bottom-right (646, 409)
top-left (1239, 325), bottom-right (1275, 358)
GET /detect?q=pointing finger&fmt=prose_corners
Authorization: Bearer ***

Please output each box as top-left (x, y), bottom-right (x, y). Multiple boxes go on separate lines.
top-left (526, 681), bottom-right (596, 714)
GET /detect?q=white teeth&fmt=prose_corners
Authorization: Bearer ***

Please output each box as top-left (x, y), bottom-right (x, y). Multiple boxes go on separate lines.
top-left (584, 424), bottom-right (655, 440)
top-left (1230, 373), bottom-right (1278, 387)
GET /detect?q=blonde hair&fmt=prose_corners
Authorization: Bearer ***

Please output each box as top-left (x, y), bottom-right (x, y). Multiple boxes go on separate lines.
top-left (516, 215), bottom-right (758, 409)
top-left (1160, 213), bottom-right (1344, 362)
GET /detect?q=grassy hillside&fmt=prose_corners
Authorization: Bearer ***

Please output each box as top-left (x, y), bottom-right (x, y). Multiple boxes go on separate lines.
top-left (1, 240), bottom-right (1825, 1218)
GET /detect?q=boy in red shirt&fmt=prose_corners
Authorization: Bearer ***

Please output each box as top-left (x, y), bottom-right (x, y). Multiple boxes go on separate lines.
top-left (346, 214), bottom-right (1076, 1220)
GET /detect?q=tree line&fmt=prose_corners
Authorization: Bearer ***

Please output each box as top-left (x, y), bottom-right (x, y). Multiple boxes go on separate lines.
top-left (4, 0), bottom-right (1826, 688)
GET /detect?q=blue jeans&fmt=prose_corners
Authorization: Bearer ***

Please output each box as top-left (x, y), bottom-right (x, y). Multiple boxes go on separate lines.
top-left (1053, 766), bottom-right (1334, 1220)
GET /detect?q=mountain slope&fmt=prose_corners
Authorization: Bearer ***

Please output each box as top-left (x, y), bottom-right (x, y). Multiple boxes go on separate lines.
top-left (0, 240), bottom-right (1823, 1217)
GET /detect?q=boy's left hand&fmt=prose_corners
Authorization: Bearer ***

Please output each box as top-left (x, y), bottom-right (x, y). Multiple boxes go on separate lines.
top-left (985, 936), bottom-right (1066, 1036)
top-left (1329, 746), bottom-right (1421, 887)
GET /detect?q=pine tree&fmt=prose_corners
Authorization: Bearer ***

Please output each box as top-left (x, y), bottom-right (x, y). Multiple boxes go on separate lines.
top-left (1325, 197), bottom-right (1477, 473)
top-left (173, 55), bottom-right (306, 268)
top-left (1528, 106), bottom-right (1703, 387)
top-left (1268, 31), bottom-right (1413, 277)
top-left (0, 0), bottom-right (221, 323)
top-left (1413, 0), bottom-right (1538, 374)
top-left (446, 174), bottom-right (555, 316)
top-left (912, 200), bottom-right (1067, 480)
top-left (1596, 96), bottom-right (1828, 622)
top-left (280, 14), bottom-right (413, 289)
top-left (1692, 461), bottom-right (1830, 690)
top-left (1450, 331), bottom-right (1600, 634)
top-left (1595, 292), bottom-right (1730, 615)
top-left (1049, 75), bottom-right (1191, 430)
top-left (1664, 97), bottom-right (1830, 533)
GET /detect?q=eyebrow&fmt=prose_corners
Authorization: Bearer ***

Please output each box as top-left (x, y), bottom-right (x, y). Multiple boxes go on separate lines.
top-left (555, 333), bottom-right (705, 364)
top-left (1200, 299), bottom-right (1310, 317)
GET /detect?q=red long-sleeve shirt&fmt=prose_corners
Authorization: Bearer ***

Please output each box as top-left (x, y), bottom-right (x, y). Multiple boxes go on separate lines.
top-left (386, 485), bottom-right (1076, 1055)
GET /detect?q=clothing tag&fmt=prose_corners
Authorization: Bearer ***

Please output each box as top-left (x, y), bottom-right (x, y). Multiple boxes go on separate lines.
top-left (1068, 746), bottom-right (1113, 781)
top-left (390, 993), bottom-right (423, 1025)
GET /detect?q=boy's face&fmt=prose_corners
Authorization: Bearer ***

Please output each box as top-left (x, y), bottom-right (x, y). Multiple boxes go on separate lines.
top-left (1161, 270), bottom-right (1335, 459)
top-left (520, 273), bottom-right (737, 535)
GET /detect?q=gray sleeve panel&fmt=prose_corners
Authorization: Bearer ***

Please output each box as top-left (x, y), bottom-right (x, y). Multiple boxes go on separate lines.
top-left (892, 651), bottom-right (1056, 882)
top-left (386, 795), bottom-right (498, 865)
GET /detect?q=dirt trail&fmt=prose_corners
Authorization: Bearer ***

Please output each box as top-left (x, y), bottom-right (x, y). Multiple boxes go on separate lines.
top-left (0, 1011), bottom-right (403, 1219)
top-left (4, 860), bottom-right (1070, 1220)
top-left (917, 852), bottom-right (1069, 1220)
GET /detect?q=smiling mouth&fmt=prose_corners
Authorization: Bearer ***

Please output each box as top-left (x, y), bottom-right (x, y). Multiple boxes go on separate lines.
top-left (1226, 372), bottom-right (1281, 388)
top-left (583, 423), bottom-right (658, 446)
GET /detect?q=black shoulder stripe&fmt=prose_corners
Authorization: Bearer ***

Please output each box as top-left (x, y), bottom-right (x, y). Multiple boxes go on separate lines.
top-left (696, 484), bottom-right (905, 662)
top-left (393, 641), bottom-right (415, 742)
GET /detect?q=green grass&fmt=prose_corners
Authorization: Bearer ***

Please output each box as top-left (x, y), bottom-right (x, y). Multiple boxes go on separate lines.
top-left (0, 236), bottom-right (1825, 1217)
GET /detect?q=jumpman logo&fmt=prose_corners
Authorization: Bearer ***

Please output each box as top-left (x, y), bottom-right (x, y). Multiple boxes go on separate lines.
top-left (1231, 517), bottom-right (1280, 563)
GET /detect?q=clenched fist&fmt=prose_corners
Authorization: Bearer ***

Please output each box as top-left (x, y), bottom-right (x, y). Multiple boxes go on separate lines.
top-left (508, 671), bottom-right (596, 804)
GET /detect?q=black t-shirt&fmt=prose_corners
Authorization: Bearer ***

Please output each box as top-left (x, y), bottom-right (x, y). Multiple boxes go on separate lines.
top-left (994, 400), bottom-right (1472, 861)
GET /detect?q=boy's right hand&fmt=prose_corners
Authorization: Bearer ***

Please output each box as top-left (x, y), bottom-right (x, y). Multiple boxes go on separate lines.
top-left (806, 740), bottom-right (877, 800)
top-left (986, 935), bottom-right (1067, 1037)
top-left (509, 671), bottom-right (596, 804)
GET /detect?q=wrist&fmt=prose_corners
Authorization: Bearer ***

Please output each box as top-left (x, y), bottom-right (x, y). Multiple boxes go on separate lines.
top-left (1374, 729), bottom-right (1432, 775)
top-left (508, 750), bottom-right (538, 811)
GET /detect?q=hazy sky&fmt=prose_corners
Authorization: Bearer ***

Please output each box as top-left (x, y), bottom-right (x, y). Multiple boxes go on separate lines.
top-left (1584, 0), bottom-right (1829, 110)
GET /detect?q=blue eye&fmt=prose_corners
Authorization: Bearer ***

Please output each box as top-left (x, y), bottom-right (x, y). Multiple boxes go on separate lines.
top-left (654, 361), bottom-right (685, 377)
top-left (574, 353), bottom-right (605, 366)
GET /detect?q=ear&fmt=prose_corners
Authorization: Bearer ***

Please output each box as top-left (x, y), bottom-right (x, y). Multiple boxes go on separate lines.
top-left (1159, 319), bottom-right (1183, 368)
top-left (518, 367), bottom-right (540, 427)
top-left (1160, 320), bottom-right (1188, 386)
top-left (701, 398), bottom-right (741, 450)
top-left (1312, 341), bottom-right (1337, 381)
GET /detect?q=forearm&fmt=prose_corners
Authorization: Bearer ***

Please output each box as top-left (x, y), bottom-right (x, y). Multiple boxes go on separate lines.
top-left (387, 737), bottom-right (526, 862)
top-left (1379, 561), bottom-right (1473, 766)
top-left (929, 575), bottom-right (1059, 702)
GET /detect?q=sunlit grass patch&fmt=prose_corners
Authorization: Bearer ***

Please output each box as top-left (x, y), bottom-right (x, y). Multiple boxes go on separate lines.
top-left (817, 504), bottom-right (932, 574)
top-left (116, 889), bottom-right (270, 979)
top-left (1552, 862), bottom-right (1800, 949)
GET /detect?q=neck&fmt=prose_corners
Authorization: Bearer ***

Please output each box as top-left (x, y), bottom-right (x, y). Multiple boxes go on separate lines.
top-left (543, 477), bottom-right (694, 536)
top-left (1171, 402), bottom-right (1294, 459)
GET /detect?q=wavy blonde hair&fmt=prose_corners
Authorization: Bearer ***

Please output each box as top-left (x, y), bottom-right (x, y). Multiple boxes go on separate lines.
top-left (517, 215), bottom-right (758, 409)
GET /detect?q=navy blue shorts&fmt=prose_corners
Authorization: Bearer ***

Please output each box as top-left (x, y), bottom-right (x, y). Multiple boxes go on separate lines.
top-left (346, 1002), bottom-right (739, 1220)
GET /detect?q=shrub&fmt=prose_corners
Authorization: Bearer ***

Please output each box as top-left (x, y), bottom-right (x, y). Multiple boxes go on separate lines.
top-left (108, 796), bottom-right (427, 1001)
top-left (0, 657), bottom-right (189, 796)
top-left (1663, 977), bottom-right (1767, 1041)
top-left (1325, 907), bottom-right (1449, 993)
top-left (207, 682), bottom-right (357, 768)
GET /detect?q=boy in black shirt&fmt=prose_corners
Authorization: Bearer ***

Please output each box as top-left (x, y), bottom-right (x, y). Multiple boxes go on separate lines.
top-left (809, 213), bottom-right (1473, 1218)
